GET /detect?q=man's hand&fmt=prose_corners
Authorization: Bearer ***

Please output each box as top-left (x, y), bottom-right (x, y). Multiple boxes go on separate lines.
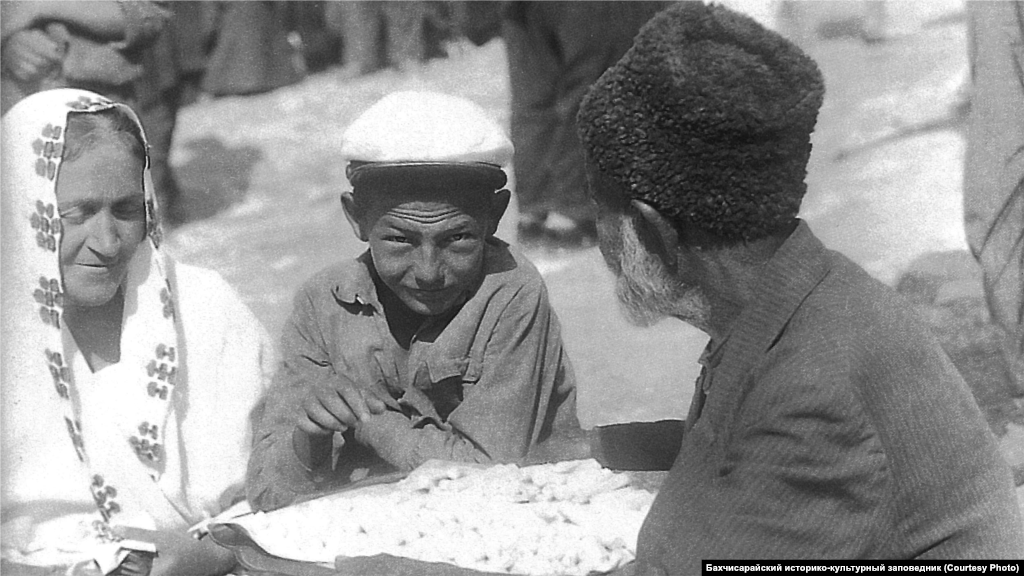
top-left (1, 28), bottom-right (63, 82)
top-left (298, 375), bottom-right (389, 436)
top-left (110, 526), bottom-right (235, 576)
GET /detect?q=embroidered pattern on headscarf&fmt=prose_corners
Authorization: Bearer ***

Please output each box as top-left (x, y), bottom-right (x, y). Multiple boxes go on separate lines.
top-left (30, 200), bottom-right (60, 252)
top-left (67, 93), bottom-right (113, 111)
top-left (65, 417), bottom-right (86, 462)
top-left (90, 474), bottom-right (121, 521)
top-left (33, 124), bottom-right (63, 181)
top-left (160, 284), bottom-right (175, 320)
top-left (45, 349), bottom-right (71, 399)
top-left (34, 276), bottom-right (63, 328)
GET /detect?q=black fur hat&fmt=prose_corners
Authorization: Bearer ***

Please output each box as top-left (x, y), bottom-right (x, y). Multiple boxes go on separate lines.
top-left (577, 1), bottom-right (824, 241)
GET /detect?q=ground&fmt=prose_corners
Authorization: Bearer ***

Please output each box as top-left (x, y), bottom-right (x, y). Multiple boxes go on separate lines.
top-left (162, 1), bottom-right (1022, 482)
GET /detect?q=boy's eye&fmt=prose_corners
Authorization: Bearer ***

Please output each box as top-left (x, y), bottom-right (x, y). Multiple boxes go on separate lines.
top-left (450, 233), bottom-right (474, 243)
top-left (385, 235), bottom-right (410, 244)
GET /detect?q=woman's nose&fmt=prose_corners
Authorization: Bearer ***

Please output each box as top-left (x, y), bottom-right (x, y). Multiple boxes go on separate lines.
top-left (87, 210), bottom-right (121, 257)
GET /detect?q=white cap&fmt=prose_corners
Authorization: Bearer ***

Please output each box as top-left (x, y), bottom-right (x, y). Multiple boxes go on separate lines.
top-left (340, 91), bottom-right (513, 166)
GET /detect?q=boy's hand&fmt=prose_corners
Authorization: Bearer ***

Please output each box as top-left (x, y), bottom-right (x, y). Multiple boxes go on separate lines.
top-left (298, 374), bottom-right (375, 435)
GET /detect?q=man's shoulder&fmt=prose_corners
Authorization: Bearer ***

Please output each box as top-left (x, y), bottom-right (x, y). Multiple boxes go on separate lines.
top-left (798, 252), bottom-right (929, 349)
top-left (755, 249), bottom-right (955, 400)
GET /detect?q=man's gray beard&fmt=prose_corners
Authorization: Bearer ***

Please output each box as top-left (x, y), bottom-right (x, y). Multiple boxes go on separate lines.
top-left (614, 218), bottom-right (707, 328)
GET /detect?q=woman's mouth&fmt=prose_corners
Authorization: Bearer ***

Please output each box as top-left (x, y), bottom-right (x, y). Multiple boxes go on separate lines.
top-left (75, 262), bottom-right (119, 272)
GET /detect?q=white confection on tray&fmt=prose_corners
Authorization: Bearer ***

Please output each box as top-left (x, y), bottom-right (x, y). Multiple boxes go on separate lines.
top-left (232, 459), bottom-right (655, 576)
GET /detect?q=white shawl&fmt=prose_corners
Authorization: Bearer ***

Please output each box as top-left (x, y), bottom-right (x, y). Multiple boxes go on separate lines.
top-left (1, 89), bottom-right (274, 562)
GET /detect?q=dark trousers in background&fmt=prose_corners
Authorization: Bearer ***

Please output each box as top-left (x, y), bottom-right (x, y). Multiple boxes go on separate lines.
top-left (326, 1), bottom-right (433, 74)
top-left (503, 1), bottom-right (671, 224)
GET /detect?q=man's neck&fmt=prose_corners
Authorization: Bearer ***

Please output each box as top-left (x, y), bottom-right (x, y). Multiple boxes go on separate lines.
top-left (689, 236), bottom-right (783, 343)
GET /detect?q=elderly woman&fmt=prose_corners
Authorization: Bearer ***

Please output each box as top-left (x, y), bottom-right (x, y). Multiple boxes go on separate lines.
top-left (1, 89), bottom-right (275, 575)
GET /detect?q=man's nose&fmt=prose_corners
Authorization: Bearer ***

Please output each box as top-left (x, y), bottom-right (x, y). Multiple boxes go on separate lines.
top-left (87, 210), bottom-right (121, 257)
top-left (412, 246), bottom-right (444, 288)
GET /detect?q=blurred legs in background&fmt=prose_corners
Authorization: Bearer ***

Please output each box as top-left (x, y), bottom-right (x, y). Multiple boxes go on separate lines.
top-left (329, 1), bottom-right (387, 77)
top-left (503, 1), bottom-right (671, 249)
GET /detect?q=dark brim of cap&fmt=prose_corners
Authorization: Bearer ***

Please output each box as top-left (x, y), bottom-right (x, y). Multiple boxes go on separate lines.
top-left (348, 161), bottom-right (508, 191)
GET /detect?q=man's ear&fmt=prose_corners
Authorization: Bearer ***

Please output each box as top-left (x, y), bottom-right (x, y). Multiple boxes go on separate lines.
top-left (487, 188), bottom-right (512, 236)
top-left (340, 191), bottom-right (369, 241)
top-left (631, 199), bottom-right (679, 272)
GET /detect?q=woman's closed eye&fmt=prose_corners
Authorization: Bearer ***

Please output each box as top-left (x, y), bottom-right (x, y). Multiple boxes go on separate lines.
top-left (111, 198), bottom-right (146, 221)
top-left (58, 204), bottom-right (91, 225)
top-left (59, 198), bottom-right (146, 224)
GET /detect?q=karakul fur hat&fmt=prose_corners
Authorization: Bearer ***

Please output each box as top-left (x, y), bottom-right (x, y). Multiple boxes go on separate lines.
top-left (577, 1), bottom-right (825, 241)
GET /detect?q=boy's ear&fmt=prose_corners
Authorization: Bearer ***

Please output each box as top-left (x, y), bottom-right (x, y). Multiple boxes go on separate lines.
top-left (340, 191), bottom-right (369, 241)
top-left (487, 188), bottom-right (511, 236)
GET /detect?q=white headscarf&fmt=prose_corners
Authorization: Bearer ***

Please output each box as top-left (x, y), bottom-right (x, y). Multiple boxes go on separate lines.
top-left (2, 89), bottom-right (182, 527)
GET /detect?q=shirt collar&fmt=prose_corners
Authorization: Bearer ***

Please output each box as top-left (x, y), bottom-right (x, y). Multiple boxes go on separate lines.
top-left (699, 332), bottom-right (730, 370)
top-left (330, 251), bottom-right (382, 310)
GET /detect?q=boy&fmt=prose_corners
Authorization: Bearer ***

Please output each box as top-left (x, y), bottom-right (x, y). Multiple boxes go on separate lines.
top-left (247, 92), bottom-right (581, 511)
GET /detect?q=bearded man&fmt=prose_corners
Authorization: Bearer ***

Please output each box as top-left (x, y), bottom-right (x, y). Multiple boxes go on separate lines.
top-left (576, 2), bottom-right (1023, 570)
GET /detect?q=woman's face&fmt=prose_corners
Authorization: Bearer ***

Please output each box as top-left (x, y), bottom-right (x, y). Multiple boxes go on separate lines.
top-left (56, 140), bottom-right (147, 308)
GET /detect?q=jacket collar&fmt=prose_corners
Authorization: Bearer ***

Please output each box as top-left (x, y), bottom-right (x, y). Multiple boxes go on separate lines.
top-left (726, 220), bottom-right (832, 366)
top-left (699, 220), bottom-right (833, 440)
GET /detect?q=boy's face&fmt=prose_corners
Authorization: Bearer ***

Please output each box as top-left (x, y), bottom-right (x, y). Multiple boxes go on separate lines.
top-left (352, 190), bottom-right (494, 317)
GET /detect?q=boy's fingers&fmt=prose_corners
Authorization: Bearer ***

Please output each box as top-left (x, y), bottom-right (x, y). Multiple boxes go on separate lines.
top-left (365, 394), bottom-right (388, 415)
top-left (314, 385), bottom-right (358, 428)
top-left (302, 400), bottom-right (348, 433)
top-left (338, 385), bottom-right (370, 421)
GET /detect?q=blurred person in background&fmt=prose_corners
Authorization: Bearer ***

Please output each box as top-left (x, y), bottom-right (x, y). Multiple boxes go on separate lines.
top-left (1, 0), bottom-right (194, 227)
top-left (860, 0), bottom-right (891, 43)
top-left (140, 0), bottom-right (301, 226)
top-left (963, 0), bottom-right (1024, 399)
top-left (323, 1), bottom-right (453, 78)
top-left (0, 1), bottom-right (168, 114)
top-left (201, 1), bottom-right (304, 98)
top-left (500, 1), bottom-right (671, 249)
top-left (284, 1), bottom-right (342, 74)
top-left (324, 1), bottom-right (388, 77)
top-left (1, 89), bottom-right (276, 576)
top-left (134, 1), bottom-right (218, 225)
